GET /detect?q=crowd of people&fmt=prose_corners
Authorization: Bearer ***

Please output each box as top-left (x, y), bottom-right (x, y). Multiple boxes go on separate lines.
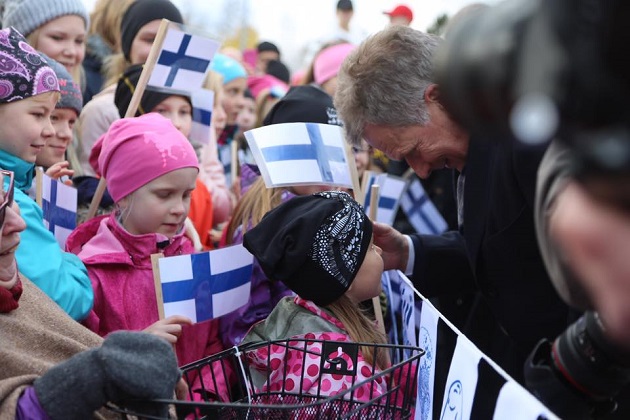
top-left (0, 0), bottom-right (627, 418)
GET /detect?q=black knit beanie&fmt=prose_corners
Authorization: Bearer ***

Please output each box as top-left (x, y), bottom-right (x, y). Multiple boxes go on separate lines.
top-left (243, 191), bottom-right (373, 306)
top-left (120, 0), bottom-right (184, 61)
top-left (115, 64), bottom-right (191, 117)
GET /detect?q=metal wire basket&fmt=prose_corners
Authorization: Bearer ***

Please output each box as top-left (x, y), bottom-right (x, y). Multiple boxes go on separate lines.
top-left (107, 338), bottom-right (424, 419)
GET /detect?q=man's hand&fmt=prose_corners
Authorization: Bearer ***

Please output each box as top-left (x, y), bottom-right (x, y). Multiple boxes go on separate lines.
top-left (372, 222), bottom-right (409, 272)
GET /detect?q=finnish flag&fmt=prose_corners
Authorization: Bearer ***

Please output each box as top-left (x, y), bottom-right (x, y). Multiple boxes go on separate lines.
top-left (189, 89), bottom-right (214, 145)
top-left (156, 244), bottom-right (253, 323)
top-left (400, 178), bottom-right (448, 235)
top-left (363, 173), bottom-right (407, 225)
top-left (245, 122), bottom-right (353, 188)
top-left (148, 27), bottom-right (219, 91)
top-left (41, 174), bottom-right (77, 249)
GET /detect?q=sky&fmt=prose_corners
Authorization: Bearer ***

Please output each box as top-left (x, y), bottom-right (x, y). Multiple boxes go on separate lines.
top-left (82, 0), bottom-right (500, 72)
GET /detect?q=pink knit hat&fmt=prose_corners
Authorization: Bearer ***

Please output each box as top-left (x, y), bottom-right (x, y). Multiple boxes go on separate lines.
top-left (90, 113), bottom-right (199, 203)
top-left (313, 43), bottom-right (355, 85)
top-left (247, 74), bottom-right (288, 100)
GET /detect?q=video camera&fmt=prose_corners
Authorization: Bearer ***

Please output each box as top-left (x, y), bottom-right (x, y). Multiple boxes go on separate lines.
top-left (435, 0), bottom-right (630, 209)
top-left (434, 0), bottom-right (630, 417)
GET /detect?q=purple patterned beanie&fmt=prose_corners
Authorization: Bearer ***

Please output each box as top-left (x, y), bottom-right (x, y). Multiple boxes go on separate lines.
top-left (0, 27), bottom-right (59, 103)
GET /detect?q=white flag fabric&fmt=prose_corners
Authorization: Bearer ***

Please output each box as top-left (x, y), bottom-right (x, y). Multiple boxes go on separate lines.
top-left (493, 381), bottom-right (557, 420)
top-left (156, 244), bottom-right (253, 323)
top-left (401, 178), bottom-right (448, 234)
top-left (148, 27), bottom-right (219, 91)
top-left (245, 122), bottom-right (352, 188)
top-left (41, 174), bottom-right (77, 249)
top-left (399, 275), bottom-right (418, 359)
top-left (439, 337), bottom-right (482, 420)
top-left (417, 297), bottom-right (440, 420)
top-left (363, 173), bottom-right (407, 225)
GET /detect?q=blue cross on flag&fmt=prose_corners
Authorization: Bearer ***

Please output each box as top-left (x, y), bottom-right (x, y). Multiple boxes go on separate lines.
top-left (363, 173), bottom-right (407, 225)
top-left (156, 244), bottom-right (253, 323)
top-left (400, 178), bottom-right (448, 235)
top-left (41, 174), bottom-right (77, 249)
top-left (148, 27), bottom-right (220, 92)
top-left (245, 122), bottom-right (352, 188)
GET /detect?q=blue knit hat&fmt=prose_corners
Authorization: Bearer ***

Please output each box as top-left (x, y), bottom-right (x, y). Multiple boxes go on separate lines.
top-left (210, 53), bottom-right (247, 85)
top-left (0, 0), bottom-right (89, 38)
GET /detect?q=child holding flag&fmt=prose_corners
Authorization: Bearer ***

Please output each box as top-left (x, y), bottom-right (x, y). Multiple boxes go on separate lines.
top-left (34, 55), bottom-right (83, 181)
top-left (0, 27), bottom-right (93, 320)
top-left (65, 113), bottom-right (231, 401)
top-left (219, 85), bottom-right (342, 347)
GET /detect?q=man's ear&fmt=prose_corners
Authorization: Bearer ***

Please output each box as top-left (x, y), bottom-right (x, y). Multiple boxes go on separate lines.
top-left (424, 84), bottom-right (441, 104)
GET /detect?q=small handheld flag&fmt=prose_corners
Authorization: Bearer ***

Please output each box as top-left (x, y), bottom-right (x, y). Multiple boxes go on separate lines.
top-left (245, 122), bottom-right (353, 188)
top-left (363, 173), bottom-right (407, 225)
top-left (153, 244), bottom-right (253, 323)
top-left (36, 170), bottom-right (77, 249)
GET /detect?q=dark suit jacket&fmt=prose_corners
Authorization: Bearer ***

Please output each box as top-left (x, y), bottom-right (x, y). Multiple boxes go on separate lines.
top-left (410, 136), bottom-right (571, 380)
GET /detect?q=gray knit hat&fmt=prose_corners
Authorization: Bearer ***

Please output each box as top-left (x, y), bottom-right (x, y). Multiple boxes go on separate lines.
top-left (0, 0), bottom-right (89, 38)
top-left (41, 53), bottom-right (82, 114)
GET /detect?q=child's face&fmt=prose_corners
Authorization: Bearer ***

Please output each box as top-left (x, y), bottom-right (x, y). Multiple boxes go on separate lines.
top-left (0, 93), bottom-right (56, 163)
top-left (353, 140), bottom-right (371, 179)
top-left (152, 96), bottom-right (192, 138)
top-left (212, 89), bottom-right (227, 138)
top-left (36, 108), bottom-right (78, 168)
top-left (236, 97), bottom-right (256, 132)
top-left (129, 19), bottom-right (161, 64)
top-left (222, 77), bottom-right (247, 125)
top-left (118, 167), bottom-right (197, 239)
top-left (346, 238), bottom-right (383, 303)
top-left (36, 15), bottom-right (86, 74)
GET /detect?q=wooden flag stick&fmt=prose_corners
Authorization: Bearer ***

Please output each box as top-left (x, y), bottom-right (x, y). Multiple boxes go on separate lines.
top-left (368, 184), bottom-right (386, 335)
top-left (360, 169), bottom-right (374, 206)
top-left (151, 253), bottom-right (166, 320)
top-left (343, 140), bottom-right (362, 201)
top-left (35, 167), bottom-right (44, 208)
top-left (85, 19), bottom-right (172, 221)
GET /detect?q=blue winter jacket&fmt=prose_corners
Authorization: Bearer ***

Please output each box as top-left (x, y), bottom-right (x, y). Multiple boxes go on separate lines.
top-left (0, 150), bottom-right (93, 320)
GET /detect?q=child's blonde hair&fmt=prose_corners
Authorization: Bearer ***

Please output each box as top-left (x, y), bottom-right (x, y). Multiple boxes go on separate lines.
top-left (88, 0), bottom-right (135, 52)
top-left (224, 177), bottom-right (284, 244)
top-left (327, 291), bottom-right (389, 371)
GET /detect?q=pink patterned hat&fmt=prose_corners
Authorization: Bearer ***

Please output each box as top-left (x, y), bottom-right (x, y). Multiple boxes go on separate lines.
top-left (0, 27), bottom-right (59, 103)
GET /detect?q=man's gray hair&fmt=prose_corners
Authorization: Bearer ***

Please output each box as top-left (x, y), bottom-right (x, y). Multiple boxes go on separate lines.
top-left (334, 26), bottom-right (442, 146)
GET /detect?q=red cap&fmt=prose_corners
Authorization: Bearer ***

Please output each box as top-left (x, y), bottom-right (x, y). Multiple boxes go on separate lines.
top-left (384, 5), bottom-right (413, 23)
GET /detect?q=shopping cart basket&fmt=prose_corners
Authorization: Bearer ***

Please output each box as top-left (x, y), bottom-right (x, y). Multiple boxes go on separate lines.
top-left (106, 338), bottom-right (424, 419)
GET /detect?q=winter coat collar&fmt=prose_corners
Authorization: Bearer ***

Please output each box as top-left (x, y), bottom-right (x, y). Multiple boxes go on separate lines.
top-left (0, 149), bottom-right (34, 192)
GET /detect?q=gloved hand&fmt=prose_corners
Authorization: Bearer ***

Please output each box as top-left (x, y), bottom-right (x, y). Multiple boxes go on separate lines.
top-left (34, 331), bottom-right (181, 420)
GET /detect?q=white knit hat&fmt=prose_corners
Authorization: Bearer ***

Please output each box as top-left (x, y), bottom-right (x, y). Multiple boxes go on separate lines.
top-left (0, 0), bottom-right (89, 38)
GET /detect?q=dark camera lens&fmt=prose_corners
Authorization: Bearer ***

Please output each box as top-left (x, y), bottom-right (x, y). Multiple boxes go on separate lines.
top-left (552, 312), bottom-right (630, 400)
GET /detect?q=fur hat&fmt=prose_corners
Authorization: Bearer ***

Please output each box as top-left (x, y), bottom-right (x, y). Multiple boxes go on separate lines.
top-left (120, 0), bottom-right (183, 61)
top-left (0, 27), bottom-right (59, 103)
top-left (244, 191), bottom-right (373, 306)
top-left (90, 113), bottom-right (198, 202)
top-left (41, 53), bottom-right (82, 114)
top-left (0, 0), bottom-right (89, 38)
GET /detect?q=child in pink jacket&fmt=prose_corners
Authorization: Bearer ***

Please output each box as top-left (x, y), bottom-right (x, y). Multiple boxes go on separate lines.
top-left (66, 113), bottom-right (231, 401)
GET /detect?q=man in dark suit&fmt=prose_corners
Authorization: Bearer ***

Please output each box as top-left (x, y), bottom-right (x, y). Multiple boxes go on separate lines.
top-left (334, 25), bottom-right (571, 382)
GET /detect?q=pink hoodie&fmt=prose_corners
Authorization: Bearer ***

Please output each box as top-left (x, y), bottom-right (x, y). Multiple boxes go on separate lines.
top-left (66, 214), bottom-right (233, 401)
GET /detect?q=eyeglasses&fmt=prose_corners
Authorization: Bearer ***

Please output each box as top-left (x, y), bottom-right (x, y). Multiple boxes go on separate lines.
top-left (0, 170), bottom-right (15, 229)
